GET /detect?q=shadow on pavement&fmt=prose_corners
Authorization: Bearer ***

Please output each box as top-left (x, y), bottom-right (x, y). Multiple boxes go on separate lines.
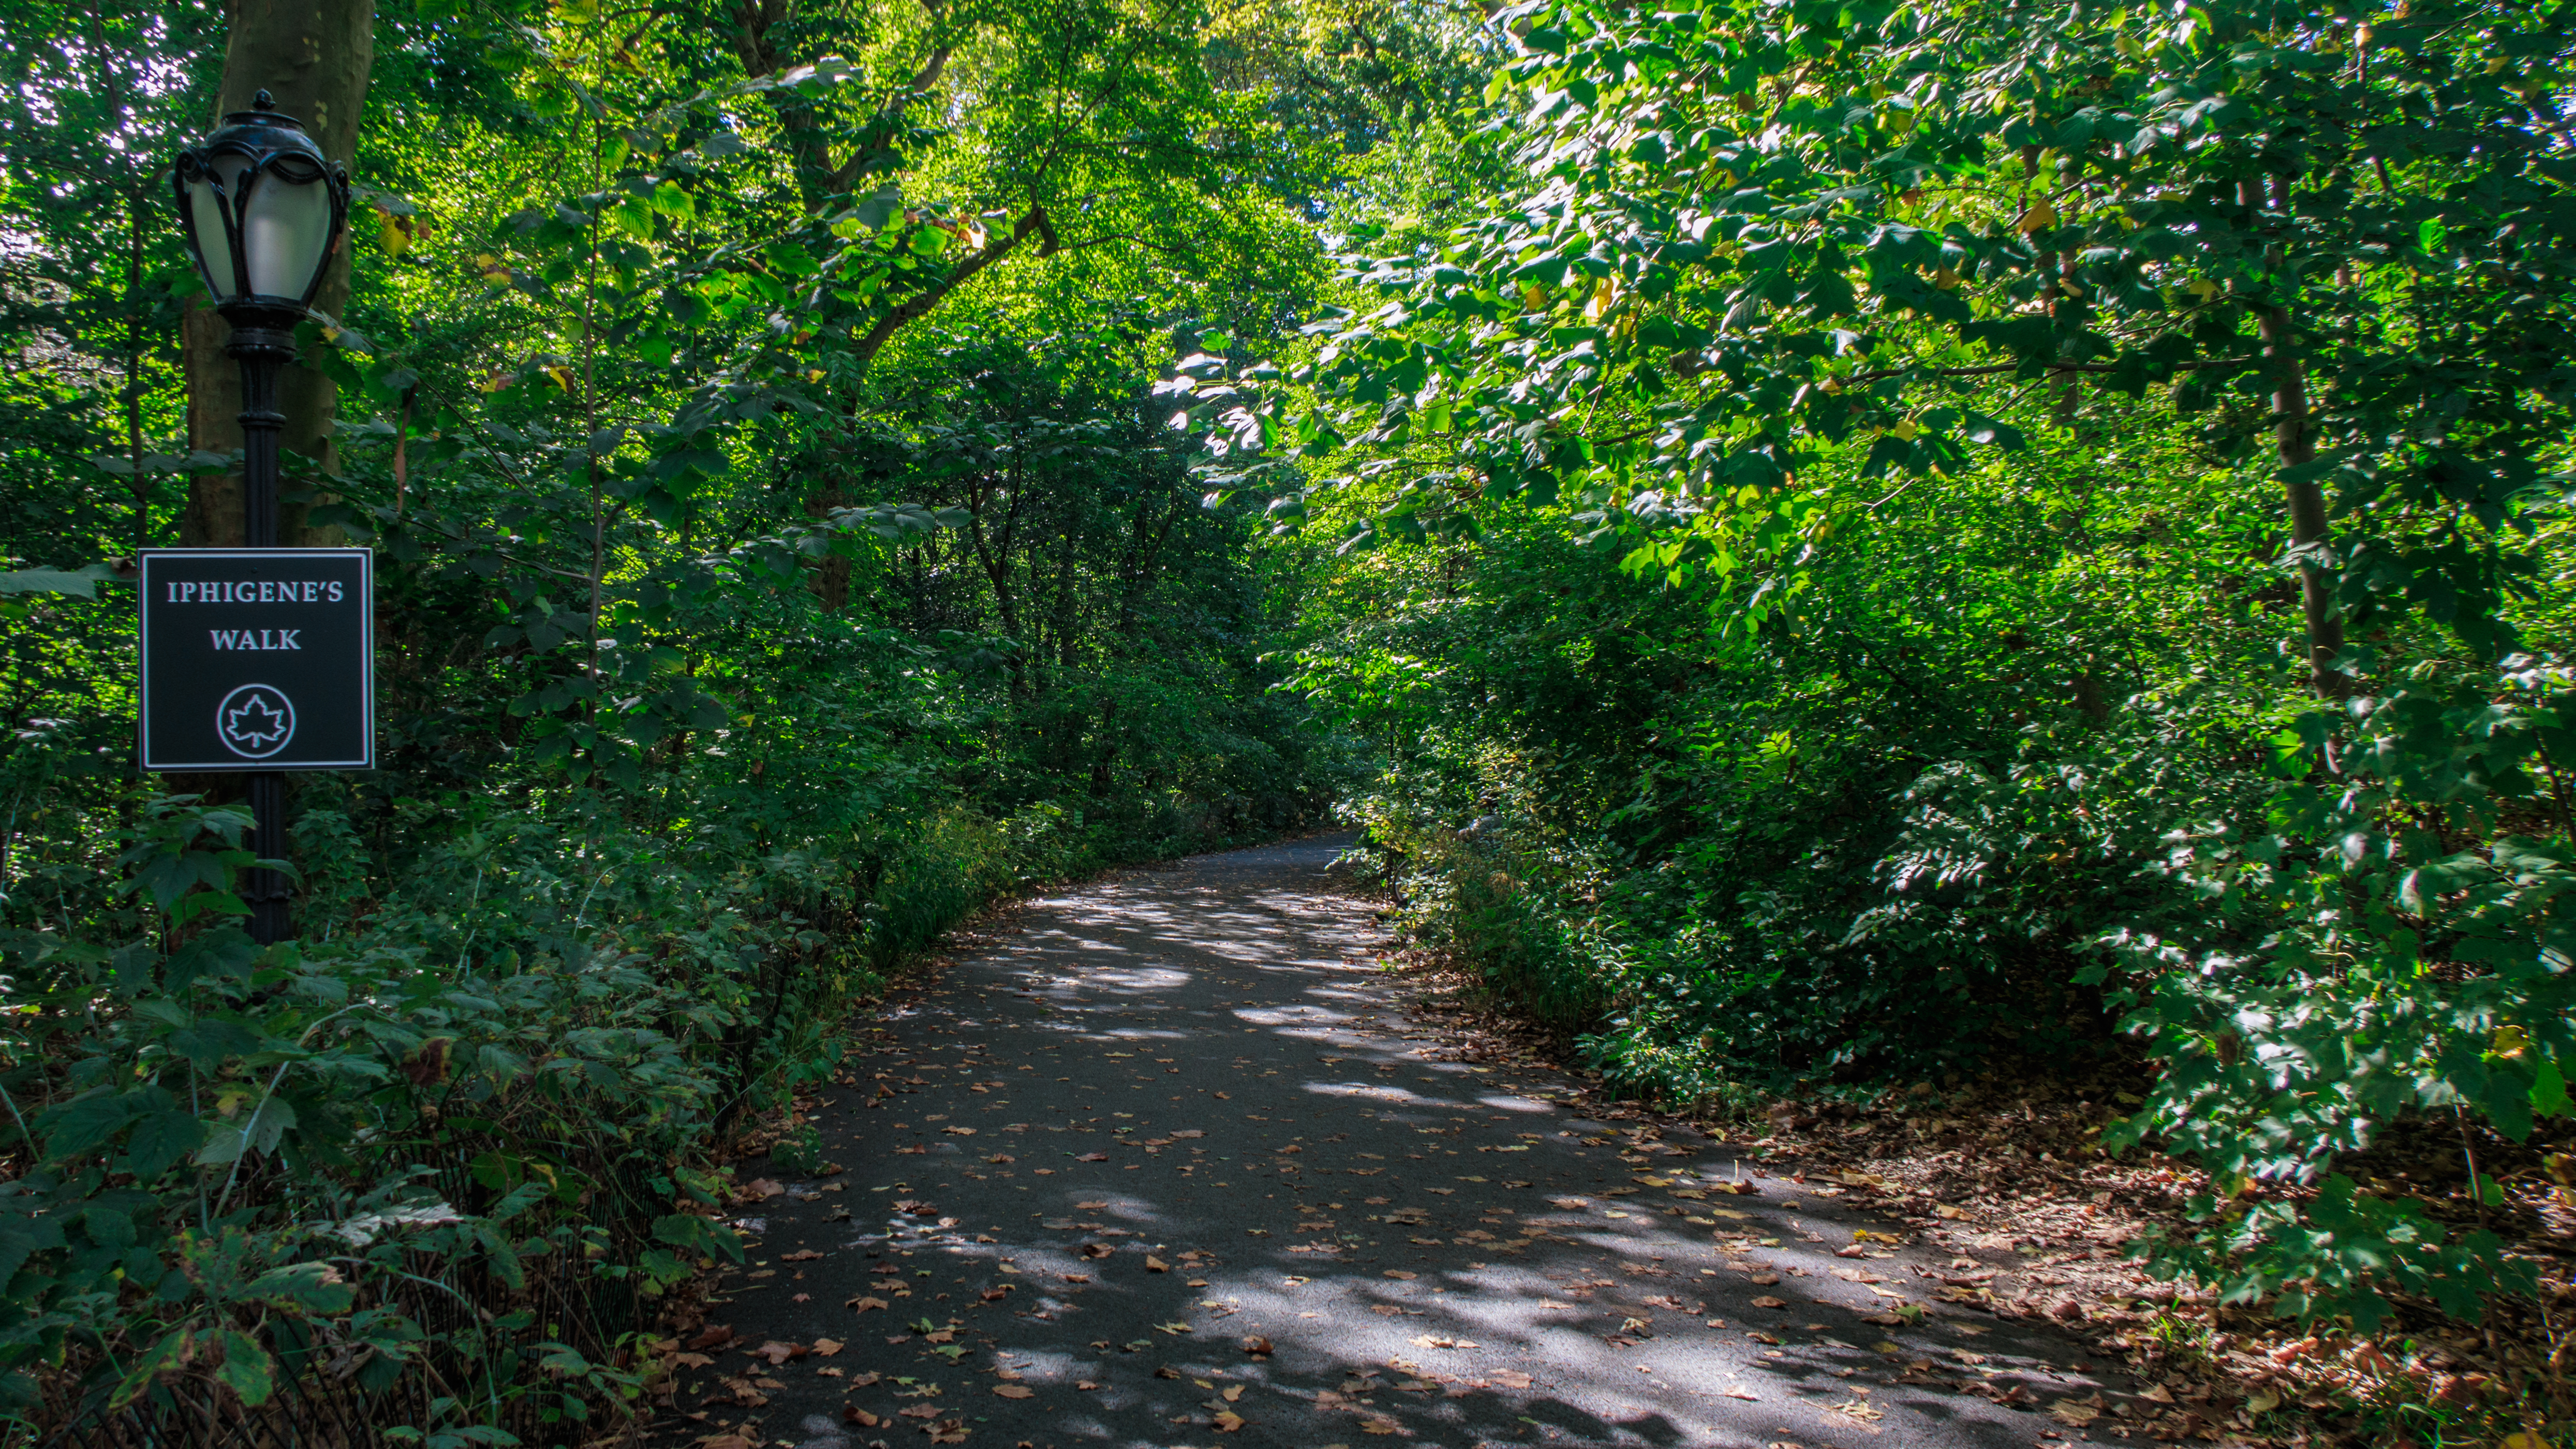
top-left (659, 834), bottom-right (2124, 1449)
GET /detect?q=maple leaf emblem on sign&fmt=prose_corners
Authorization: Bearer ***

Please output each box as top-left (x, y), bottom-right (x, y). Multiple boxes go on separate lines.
top-left (227, 696), bottom-right (288, 746)
top-left (216, 685), bottom-right (295, 758)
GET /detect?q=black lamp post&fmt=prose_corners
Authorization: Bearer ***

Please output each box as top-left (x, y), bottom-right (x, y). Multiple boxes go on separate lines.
top-left (172, 90), bottom-right (350, 945)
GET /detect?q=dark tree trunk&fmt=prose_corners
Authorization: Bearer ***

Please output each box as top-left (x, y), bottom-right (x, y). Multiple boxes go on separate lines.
top-left (181, 0), bottom-right (375, 548)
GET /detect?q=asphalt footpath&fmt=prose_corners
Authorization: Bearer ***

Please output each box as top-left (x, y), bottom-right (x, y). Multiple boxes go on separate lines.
top-left (657, 831), bottom-right (2125, 1449)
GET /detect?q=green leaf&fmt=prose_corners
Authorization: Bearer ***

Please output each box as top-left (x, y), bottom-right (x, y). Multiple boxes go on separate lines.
top-left (245, 1261), bottom-right (356, 1316)
top-left (42, 1090), bottom-right (144, 1160)
top-left (166, 1018), bottom-right (262, 1070)
top-left (121, 1110), bottom-right (207, 1180)
top-left (489, 1180), bottom-right (551, 1223)
top-left (2486, 1061), bottom-right (2537, 1141)
top-left (652, 1213), bottom-right (713, 1250)
top-left (109, 1329), bottom-right (191, 1410)
top-left (2532, 1057), bottom-right (2571, 1119)
top-left (0, 566), bottom-right (113, 598)
top-left (195, 1121), bottom-right (248, 1166)
top-left (216, 1328), bottom-right (276, 1407)
top-left (81, 1204), bottom-right (139, 1253)
top-left (852, 183), bottom-right (901, 231)
top-left (195, 1095), bottom-right (295, 1165)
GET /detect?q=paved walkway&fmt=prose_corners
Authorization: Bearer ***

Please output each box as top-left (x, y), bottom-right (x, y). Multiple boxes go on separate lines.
top-left (665, 833), bottom-right (2118, 1449)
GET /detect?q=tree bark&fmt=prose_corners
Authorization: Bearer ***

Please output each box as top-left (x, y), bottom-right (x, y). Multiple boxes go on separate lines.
top-left (845, 209), bottom-right (1052, 373)
top-left (182, 0), bottom-right (375, 548)
top-left (732, 0), bottom-right (955, 210)
top-left (2249, 176), bottom-right (2346, 700)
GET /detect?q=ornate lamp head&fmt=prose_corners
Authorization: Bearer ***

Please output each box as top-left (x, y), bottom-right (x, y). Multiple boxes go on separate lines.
top-left (172, 90), bottom-right (350, 315)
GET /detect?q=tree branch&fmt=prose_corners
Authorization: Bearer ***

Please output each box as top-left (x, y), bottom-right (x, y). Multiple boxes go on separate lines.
top-left (846, 209), bottom-right (1052, 373)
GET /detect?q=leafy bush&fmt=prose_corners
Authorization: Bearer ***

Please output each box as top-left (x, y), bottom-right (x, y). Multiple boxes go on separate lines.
top-left (1233, 0), bottom-right (2576, 1343)
top-left (2098, 670), bottom-right (2576, 1327)
top-left (0, 683), bottom-right (1313, 1437)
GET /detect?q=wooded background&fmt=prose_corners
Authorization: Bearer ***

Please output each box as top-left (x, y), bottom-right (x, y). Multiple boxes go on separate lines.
top-left (5, 0), bottom-right (2574, 1438)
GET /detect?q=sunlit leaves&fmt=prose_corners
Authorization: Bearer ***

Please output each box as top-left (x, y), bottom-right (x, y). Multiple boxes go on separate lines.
top-left (1219, 0), bottom-right (2575, 657)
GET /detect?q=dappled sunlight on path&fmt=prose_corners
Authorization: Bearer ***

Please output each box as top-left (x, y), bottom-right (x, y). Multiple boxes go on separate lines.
top-left (658, 834), bottom-right (2119, 1449)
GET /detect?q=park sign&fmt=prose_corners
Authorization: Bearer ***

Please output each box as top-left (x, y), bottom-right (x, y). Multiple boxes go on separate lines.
top-left (138, 548), bottom-right (373, 771)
